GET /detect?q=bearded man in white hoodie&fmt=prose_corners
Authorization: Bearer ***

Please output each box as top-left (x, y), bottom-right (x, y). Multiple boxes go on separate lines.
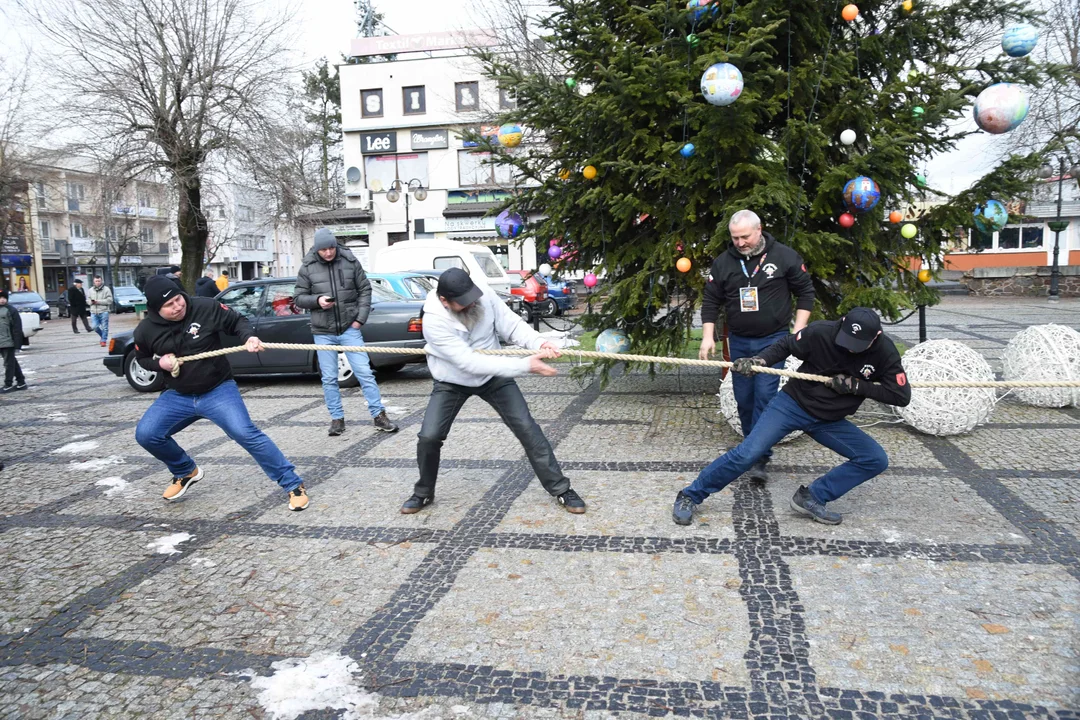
top-left (400, 268), bottom-right (587, 515)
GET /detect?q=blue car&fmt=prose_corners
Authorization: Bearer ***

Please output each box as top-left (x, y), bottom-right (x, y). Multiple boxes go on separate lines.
top-left (7, 291), bottom-right (51, 321)
top-left (539, 275), bottom-right (577, 315)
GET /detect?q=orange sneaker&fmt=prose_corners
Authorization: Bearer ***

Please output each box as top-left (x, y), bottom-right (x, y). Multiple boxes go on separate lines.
top-left (288, 485), bottom-right (309, 511)
top-left (162, 467), bottom-right (203, 501)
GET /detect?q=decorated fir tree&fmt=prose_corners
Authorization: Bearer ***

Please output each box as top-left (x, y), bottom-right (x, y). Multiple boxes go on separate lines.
top-left (477, 0), bottom-right (1049, 358)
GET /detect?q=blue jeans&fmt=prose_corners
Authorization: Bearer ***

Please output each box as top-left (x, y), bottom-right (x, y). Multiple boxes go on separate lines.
top-left (90, 311), bottom-right (109, 341)
top-left (135, 380), bottom-right (303, 492)
top-left (728, 330), bottom-right (789, 458)
top-left (314, 326), bottom-right (385, 420)
top-left (682, 391), bottom-right (888, 505)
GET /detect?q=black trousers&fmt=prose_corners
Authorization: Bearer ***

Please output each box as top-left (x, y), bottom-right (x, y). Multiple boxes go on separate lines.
top-left (414, 376), bottom-right (570, 498)
top-left (2, 347), bottom-right (24, 387)
top-left (71, 311), bottom-right (91, 332)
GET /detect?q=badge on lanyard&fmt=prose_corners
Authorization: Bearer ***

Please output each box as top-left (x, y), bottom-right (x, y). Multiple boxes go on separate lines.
top-left (740, 286), bottom-right (760, 312)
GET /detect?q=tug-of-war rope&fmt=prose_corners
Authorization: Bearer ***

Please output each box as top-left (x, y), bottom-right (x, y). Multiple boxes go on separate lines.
top-left (168, 343), bottom-right (1080, 389)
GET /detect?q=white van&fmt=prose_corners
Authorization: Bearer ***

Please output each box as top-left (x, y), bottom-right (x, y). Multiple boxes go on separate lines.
top-left (373, 239), bottom-right (511, 295)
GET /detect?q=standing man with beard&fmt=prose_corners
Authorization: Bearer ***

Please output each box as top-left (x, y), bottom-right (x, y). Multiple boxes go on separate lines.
top-left (400, 268), bottom-right (587, 515)
top-left (698, 210), bottom-right (815, 484)
top-left (294, 228), bottom-right (398, 436)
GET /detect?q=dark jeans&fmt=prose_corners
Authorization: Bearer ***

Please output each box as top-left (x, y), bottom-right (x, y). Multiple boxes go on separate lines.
top-left (682, 391), bottom-right (889, 505)
top-left (135, 379), bottom-right (303, 491)
top-left (71, 311), bottom-right (91, 332)
top-left (414, 376), bottom-right (570, 498)
top-left (728, 330), bottom-right (789, 460)
top-left (2, 347), bottom-right (24, 387)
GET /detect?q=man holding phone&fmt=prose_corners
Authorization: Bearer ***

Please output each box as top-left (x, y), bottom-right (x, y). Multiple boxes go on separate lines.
top-left (294, 228), bottom-right (398, 436)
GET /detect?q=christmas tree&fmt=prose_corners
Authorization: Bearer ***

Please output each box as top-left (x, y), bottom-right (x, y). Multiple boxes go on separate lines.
top-left (478, 0), bottom-right (1048, 358)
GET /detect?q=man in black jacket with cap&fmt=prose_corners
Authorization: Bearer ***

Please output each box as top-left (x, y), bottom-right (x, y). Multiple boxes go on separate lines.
top-left (698, 210), bottom-right (815, 484)
top-left (674, 308), bottom-right (911, 526)
top-left (67, 278), bottom-right (92, 334)
top-left (132, 275), bottom-right (310, 511)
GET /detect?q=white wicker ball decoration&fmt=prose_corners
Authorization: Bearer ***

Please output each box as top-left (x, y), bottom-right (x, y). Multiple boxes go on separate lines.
top-left (1001, 324), bottom-right (1080, 407)
top-left (718, 357), bottom-right (803, 442)
top-left (894, 339), bottom-right (997, 435)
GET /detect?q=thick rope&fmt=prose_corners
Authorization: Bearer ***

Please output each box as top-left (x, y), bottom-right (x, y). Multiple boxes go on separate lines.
top-left (166, 343), bottom-right (1080, 389)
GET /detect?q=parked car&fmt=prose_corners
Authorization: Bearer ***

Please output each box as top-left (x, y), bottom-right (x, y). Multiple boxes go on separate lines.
top-left (7, 291), bottom-right (51, 321)
top-left (18, 311), bottom-right (42, 335)
top-left (368, 271), bottom-right (438, 300)
top-left (538, 274), bottom-right (577, 315)
top-left (373, 239), bottom-right (512, 295)
top-left (112, 285), bottom-right (147, 313)
top-left (103, 277), bottom-right (426, 392)
top-left (506, 271), bottom-right (556, 318)
top-left (398, 269), bottom-right (529, 320)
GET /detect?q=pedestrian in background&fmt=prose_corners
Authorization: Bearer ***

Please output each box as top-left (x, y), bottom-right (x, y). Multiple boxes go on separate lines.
top-left (87, 276), bottom-right (113, 347)
top-left (196, 270), bottom-right (219, 297)
top-left (0, 290), bottom-right (28, 393)
top-left (67, 279), bottom-right (92, 334)
top-left (215, 271), bottom-right (230, 292)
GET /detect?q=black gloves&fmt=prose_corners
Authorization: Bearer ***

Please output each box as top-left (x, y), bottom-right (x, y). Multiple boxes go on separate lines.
top-left (732, 356), bottom-right (767, 376)
top-left (828, 374), bottom-right (860, 395)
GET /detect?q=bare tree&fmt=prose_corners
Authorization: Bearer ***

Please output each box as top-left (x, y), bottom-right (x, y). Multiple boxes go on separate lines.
top-left (21, 0), bottom-right (295, 291)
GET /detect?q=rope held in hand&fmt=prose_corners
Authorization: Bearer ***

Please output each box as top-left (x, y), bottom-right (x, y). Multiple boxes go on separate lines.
top-left (165, 343), bottom-right (1080, 390)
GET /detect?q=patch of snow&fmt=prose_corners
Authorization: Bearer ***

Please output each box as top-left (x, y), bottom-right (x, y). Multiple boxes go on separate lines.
top-left (384, 406), bottom-right (410, 416)
top-left (69, 456), bottom-right (125, 472)
top-left (190, 557), bottom-right (217, 569)
top-left (881, 529), bottom-right (901, 544)
top-left (70, 433), bottom-right (89, 439)
top-left (146, 532), bottom-right (192, 555)
top-left (52, 440), bottom-right (100, 454)
top-left (95, 477), bottom-right (134, 497)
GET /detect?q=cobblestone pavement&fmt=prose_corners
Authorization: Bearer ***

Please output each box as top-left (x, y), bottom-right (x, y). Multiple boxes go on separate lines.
top-left (1, 298), bottom-right (1078, 719)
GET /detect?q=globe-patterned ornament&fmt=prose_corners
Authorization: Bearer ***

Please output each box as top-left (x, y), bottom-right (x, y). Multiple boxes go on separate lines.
top-left (842, 176), bottom-right (881, 213)
top-left (973, 83), bottom-right (1029, 134)
top-left (495, 210), bottom-right (525, 239)
top-left (973, 199), bottom-right (1009, 234)
top-left (497, 124), bottom-right (523, 148)
top-left (686, 0), bottom-right (718, 22)
top-left (1001, 24), bottom-right (1038, 58)
top-left (700, 63), bottom-right (743, 107)
top-left (595, 328), bottom-right (631, 355)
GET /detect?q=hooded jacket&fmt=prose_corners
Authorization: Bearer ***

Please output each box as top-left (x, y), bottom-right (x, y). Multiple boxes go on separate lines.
top-left (0, 303), bottom-right (25, 350)
top-left (422, 284), bottom-right (544, 387)
top-left (133, 276), bottom-right (254, 395)
top-left (87, 283), bottom-right (113, 314)
top-left (195, 275), bottom-right (220, 298)
top-left (700, 232), bottom-right (815, 337)
top-left (293, 244), bottom-right (372, 335)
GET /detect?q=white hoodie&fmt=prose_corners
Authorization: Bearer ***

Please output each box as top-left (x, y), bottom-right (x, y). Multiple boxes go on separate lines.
top-left (421, 284), bottom-right (544, 387)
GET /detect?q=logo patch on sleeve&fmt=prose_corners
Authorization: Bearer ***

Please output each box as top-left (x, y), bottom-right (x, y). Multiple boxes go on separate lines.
top-left (801, 264), bottom-right (807, 272)
top-left (220, 303), bottom-right (229, 311)
top-left (896, 372), bottom-right (907, 386)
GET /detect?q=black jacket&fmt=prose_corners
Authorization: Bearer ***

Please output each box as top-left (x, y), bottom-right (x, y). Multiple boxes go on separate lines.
top-left (67, 286), bottom-right (88, 314)
top-left (700, 233), bottom-right (815, 337)
top-left (758, 320), bottom-right (911, 421)
top-left (195, 276), bottom-right (220, 298)
top-left (133, 293), bottom-right (254, 395)
top-left (0, 304), bottom-right (25, 348)
top-left (294, 244), bottom-right (372, 335)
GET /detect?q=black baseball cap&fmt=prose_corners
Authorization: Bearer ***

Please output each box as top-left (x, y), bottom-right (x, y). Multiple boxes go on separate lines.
top-left (835, 307), bottom-right (882, 352)
top-left (437, 267), bottom-right (483, 306)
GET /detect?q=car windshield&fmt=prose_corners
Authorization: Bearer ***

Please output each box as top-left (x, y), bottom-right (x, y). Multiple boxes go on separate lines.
top-left (507, 274), bottom-right (524, 287)
top-left (9, 292), bottom-right (44, 303)
top-left (471, 252), bottom-right (505, 279)
top-left (114, 287), bottom-right (143, 297)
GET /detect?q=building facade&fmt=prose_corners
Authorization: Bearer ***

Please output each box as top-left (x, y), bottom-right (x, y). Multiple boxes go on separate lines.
top-left (337, 33), bottom-right (539, 271)
top-left (169, 183), bottom-right (275, 282)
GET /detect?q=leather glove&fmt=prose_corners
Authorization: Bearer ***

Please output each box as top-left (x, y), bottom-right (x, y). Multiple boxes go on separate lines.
top-left (828, 374), bottom-right (860, 395)
top-left (732, 356), bottom-right (767, 376)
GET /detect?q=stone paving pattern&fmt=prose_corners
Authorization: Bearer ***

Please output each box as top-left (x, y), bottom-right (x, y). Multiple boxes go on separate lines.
top-left (0, 298), bottom-right (1078, 719)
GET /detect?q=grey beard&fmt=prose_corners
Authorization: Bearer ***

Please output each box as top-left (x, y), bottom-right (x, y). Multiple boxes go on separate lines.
top-left (738, 238), bottom-right (767, 258)
top-left (453, 303), bottom-right (485, 331)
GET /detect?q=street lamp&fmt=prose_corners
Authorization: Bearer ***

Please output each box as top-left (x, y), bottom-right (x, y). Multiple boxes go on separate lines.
top-left (386, 178), bottom-right (427, 242)
top-left (1038, 158), bottom-right (1080, 302)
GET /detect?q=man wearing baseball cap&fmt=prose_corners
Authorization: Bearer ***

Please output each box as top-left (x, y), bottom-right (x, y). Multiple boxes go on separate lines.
top-left (400, 267), bottom-right (587, 515)
top-left (673, 307), bottom-right (911, 526)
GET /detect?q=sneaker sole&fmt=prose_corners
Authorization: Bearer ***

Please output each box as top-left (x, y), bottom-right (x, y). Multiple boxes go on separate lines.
top-left (164, 467), bottom-right (204, 502)
top-left (400, 499), bottom-right (432, 514)
top-left (559, 503), bottom-right (586, 515)
top-left (374, 425), bottom-right (399, 433)
top-left (672, 513), bottom-right (693, 526)
top-left (788, 497), bottom-right (841, 525)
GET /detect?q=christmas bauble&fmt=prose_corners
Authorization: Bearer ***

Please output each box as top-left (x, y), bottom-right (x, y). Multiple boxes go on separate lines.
top-left (497, 124), bottom-right (522, 148)
top-left (558, 168), bottom-right (571, 181)
top-left (842, 176), bottom-right (881, 212)
top-left (842, 4), bottom-right (859, 21)
top-left (676, 258), bottom-right (692, 272)
top-left (539, 263), bottom-right (552, 276)
top-left (839, 213), bottom-right (855, 228)
top-left (495, 211), bottom-right (525, 239)
top-left (889, 211), bottom-right (903, 224)
top-left (917, 269), bottom-right (931, 283)
top-left (912, 106), bottom-right (925, 117)
top-left (583, 165), bottom-right (598, 180)
top-left (973, 83), bottom-right (1029, 134)
top-left (700, 63), bottom-right (744, 106)
top-left (565, 77), bottom-right (577, 88)
top-left (686, 0), bottom-right (718, 21)
top-left (973, 199), bottom-right (1009, 234)
top-left (1001, 23), bottom-right (1038, 58)
top-left (548, 245), bottom-right (562, 260)
top-left (583, 273), bottom-right (598, 288)
top-left (595, 328), bottom-right (631, 355)
top-left (840, 129), bottom-right (857, 145)
top-left (902, 0), bottom-right (913, 12)
top-left (680, 143), bottom-right (696, 158)
top-left (901, 223), bottom-right (917, 239)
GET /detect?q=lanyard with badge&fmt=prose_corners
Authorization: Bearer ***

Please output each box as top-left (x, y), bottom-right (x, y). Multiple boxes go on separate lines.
top-left (739, 252), bottom-right (767, 312)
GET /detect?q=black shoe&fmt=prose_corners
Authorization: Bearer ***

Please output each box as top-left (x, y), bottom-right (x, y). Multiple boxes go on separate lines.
top-left (328, 418), bottom-right (345, 436)
top-left (400, 494), bottom-right (433, 514)
top-left (790, 485), bottom-right (842, 525)
top-left (373, 411), bottom-right (399, 433)
top-left (0, 386), bottom-right (12, 394)
top-left (556, 488), bottom-right (586, 514)
top-left (746, 459), bottom-right (770, 483)
top-left (672, 491), bottom-right (696, 526)
top-left (13, 383), bottom-right (26, 391)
